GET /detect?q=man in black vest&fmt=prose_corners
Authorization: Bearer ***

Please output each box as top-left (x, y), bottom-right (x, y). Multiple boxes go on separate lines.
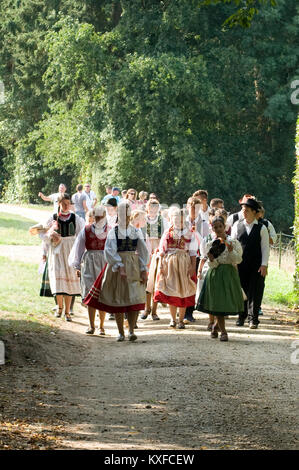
top-left (231, 197), bottom-right (270, 328)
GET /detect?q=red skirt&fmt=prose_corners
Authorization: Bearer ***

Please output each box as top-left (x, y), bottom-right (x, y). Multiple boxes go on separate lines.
top-left (153, 273), bottom-right (197, 308)
top-left (153, 291), bottom-right (195, 307)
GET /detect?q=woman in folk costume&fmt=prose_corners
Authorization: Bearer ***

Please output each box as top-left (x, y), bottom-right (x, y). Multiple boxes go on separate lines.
top-left (69, 205), bottom-right (108, 335)
top-left (196, 216), bottom-right (244, 341)
top-left (183, 196), bottom-right (205, 323)
top-left (154, 207), bottom-right (198, 329)
top-left (44, 193), bottom-right (85, 321)
top-left (84, 201), bottom-right (149, 342)
top-left (141, 199), bottom-right (164, 321)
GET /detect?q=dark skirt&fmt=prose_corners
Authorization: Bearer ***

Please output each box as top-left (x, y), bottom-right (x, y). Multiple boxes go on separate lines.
top-left (39, 259), bottom-right (53, 297)
top-left (196, 264), bottom-right (244, 316)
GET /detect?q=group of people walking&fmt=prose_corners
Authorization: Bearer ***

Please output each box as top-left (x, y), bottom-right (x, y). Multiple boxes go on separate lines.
top-left (32, 184), bottom-right (276, 343)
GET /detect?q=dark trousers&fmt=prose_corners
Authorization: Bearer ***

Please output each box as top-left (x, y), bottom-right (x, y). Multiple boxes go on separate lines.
top-left (238, 267), bottom-right (265, 325)
top-left (184, 257), bottom-right (200, 319)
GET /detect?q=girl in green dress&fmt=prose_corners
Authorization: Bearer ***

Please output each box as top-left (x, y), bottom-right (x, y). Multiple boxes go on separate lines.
top-left (196, 216), bottom-right (244, 341)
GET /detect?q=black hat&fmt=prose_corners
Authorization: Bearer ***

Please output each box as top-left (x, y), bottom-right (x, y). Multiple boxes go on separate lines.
top-left (239, 197), bottom-right (260, 212)
top-left (104, 197), bottom-right (118, 208)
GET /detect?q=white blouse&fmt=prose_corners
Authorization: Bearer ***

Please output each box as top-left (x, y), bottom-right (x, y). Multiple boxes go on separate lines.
top-left (45, 211), bottom-right (85, 236)
top-left (104, 224), bottom-right (149, 272)
top-left (68, 224), bottom-right (107, 269)
top-left (158, 226), bottom-right (199, 258)
top-left (203, 235), bottom-right (243, 269)
top-left (231, 219), bottom-right (270, 266)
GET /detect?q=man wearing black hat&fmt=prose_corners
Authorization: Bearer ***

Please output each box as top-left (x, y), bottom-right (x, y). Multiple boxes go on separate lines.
top-left (231, 197), bottom-right (270, 329)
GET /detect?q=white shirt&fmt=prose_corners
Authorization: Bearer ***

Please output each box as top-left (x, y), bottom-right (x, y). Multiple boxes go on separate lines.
top-left (49, 193), bottom-right (60, 212)
top-left (199, 206), bottom-right (210, 223)
top-left (227, 210), bottom-right (244, 228)
top-left (231, 219), bottom-right (270, 266)
top-left (186, 214), bottom-right (210, 239)
top-left (104, 225), bottom-right (149, 273)
top-left (84, 190), bottom-right (97, 210)
top-left (263, 219), bottom-right (277, 244)
top-left (45, 212), bottom-right (85, 235)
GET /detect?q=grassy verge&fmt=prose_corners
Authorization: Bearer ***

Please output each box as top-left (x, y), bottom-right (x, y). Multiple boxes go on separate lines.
top-left (0, 202), bottom-right (53, 211)
top-left (0, 212), bottom-right (41, 245)
top-left (264, 265), bottom-right (297, 310)
top-left (0, 256), bottom-right (56, 335)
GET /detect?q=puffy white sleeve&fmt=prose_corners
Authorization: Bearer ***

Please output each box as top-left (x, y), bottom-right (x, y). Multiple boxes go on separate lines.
top-left (226, 239), bottom-right (243, 265)
top-left (75, 214), bottom-right (86, 235)
top-left (260, 224), bottom-right (270, 266)
top-left (68, 228), bottom-right (86, 269)
top-left (45, 215), bottom-right (54, 228)
top-left (200, 238), bottom-right (208, 260)
top-left (104, 228), bottom-right (124, 272)
top-left (189, 233), bottom-right (199, 257)
top-left (158, 230), bottom-right (169, 255)
top-left (136, 229), bottom-right (150, 272)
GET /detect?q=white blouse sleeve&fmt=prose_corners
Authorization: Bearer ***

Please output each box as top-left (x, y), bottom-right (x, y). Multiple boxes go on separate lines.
top-left (200, 238), bottom-right (208, 260)
top-left (68, 228), bottom-right (86, 269)
top-left (158, 231), bottom-right (169, 255)
top-left (189, 233), bottom-right (199, 257)
top-left (226, 239), bottom-right (243, 265)
top-left (75, 214), bottom-right (86, 235)
top-left (260, 224), bottom-right (270, 266)
top-left (137, 229), bottom-right (150, 271)
top-left (45, 215), bottom-right (54, 228)
top-left (104, 229), bottom-right (124, 272)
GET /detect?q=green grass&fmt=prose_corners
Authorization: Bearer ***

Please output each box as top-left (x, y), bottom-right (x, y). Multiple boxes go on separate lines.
top-left (0, 202), bottom-right (53, 211)
top-left (264, 265), bottom-right (297, 309)
top-left (0, 256), bottom-right (56, 335)
top-left (0, 256), bottom-right (54, 314)
top-left (0, 212), bottom-right (41, 245)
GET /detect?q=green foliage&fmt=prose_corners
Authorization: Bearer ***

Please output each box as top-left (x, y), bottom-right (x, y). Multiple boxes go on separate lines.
top-left (200, 0), bottom-right (277, 28)
top-left (0, 0), bottom-right (297, 234)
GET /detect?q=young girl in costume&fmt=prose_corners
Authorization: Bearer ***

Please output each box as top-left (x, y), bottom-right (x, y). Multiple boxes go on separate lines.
top-left (154, 208), bottom-right (198, 329)
top-left (196, 216), bottom-right (244, 341)
top-left (141, 199), bottom-right (164, 321)
top-left (69, 206), bottom-right (108, 335)
top-left (43, 193), bottom-right (85, 321)
top-left (84, 202), bottom-right (149, 342)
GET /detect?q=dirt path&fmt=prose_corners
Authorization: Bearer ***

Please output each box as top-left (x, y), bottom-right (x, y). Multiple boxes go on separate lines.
top-left (1, 304), bottom-right (298, 450)
top-left (0, 205), bottom-right (298, 450)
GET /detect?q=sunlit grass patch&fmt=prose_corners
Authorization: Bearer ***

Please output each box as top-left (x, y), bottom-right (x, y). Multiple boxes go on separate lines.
top-left (0, 256), bottom-right (55, 335)
top-left (0, 212), bottom-right (41, 245)
top-left (264, 265), bottom-right (297, 309)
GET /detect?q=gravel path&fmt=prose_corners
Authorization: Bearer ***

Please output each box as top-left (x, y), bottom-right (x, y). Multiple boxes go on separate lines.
top-left (0, 204), bottom-right (298, 450)
top-left (1, 305), bottom-right (298, 450)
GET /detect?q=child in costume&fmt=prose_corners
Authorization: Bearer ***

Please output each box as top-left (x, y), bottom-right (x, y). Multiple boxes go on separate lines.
top-left (69, 206), bottom-right (108, 335)
top-left (154, 208), bottom-right (198, 329)
top-left (196, 216), bottom-right (244, 341)
top-left (141, 199), bottom-right (164, 321)
top-left (84, 202), bottom-right (149, 342)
